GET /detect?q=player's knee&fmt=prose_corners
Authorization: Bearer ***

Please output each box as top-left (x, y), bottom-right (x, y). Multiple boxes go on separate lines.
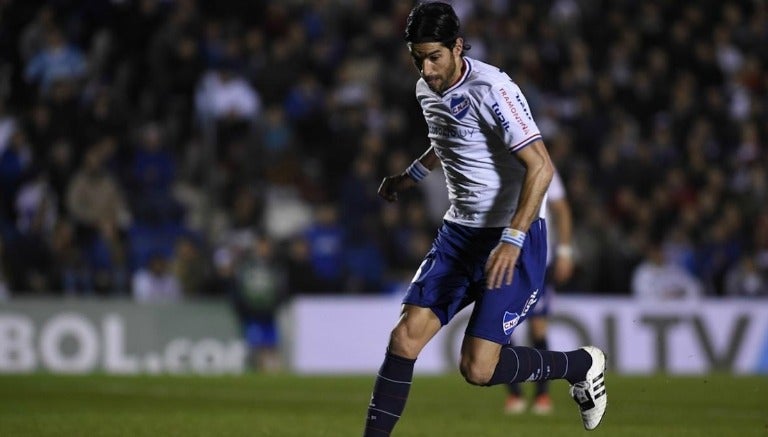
top-left (459, 360), bottom-right (494, 386)
top-left (387, 326), bottom-right (421, 359)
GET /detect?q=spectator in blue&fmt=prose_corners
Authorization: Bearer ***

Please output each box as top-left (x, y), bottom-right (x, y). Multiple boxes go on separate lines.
top-left (344, 222), bottom-right (385, 294)
top-left (130, 123), bottom-right (180, 224)
top-left (303, 203), bottom-right (345, 292)
top-left (338, 153), bottom-right (381, 234)
top-left (24, 27), bottom-right (86, 95)
top-left (283, 73), bottom-right (326, 151)
top-left (284, 73), bottom-right (325, 123)
top-left (259, 105), bottom-right (294, 168)
top-left (50, 219), bottom-right (91, 295)
top-left (0, 130), bottom-right (33, 220)
top-left (84, 219), bottom-right (128, 295)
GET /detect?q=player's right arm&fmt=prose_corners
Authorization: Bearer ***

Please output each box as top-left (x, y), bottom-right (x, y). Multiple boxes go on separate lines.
top-left (378, 146), bottom-right (439, 202)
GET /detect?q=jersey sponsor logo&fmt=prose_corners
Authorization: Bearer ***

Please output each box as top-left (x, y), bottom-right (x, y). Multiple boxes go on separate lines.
top-left (522, 288), bottom-right (539, 316)
top-left (427, 122), bottom-right (476, 138)
top-left (515, 93), bottom-right (533, 121)
top-left (498, 87), bottom-right (531, 135)
top-left (449, 208), bottom-right (478, 221)
top-left (491, 103), bottom-right (511, 132)
top-left (449, 94), bottom-right (470, 120)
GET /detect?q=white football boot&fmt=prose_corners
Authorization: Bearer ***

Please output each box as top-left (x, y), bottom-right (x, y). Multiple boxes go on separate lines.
top-left (569, 346), bottom-right (607, 430)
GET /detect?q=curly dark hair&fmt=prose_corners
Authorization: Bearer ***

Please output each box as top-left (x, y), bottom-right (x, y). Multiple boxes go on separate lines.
top-left (404, 2), bottom-right (471, 53)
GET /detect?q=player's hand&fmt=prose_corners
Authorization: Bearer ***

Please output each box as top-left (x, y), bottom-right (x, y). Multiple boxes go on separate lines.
top-left (485, 242), bottom-right (521, 290)
top-left (377, 174), bottom-right (416, 202)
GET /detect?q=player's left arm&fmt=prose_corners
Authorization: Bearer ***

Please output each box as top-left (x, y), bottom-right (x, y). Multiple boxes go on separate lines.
top-left (479, 79), bottom-right (553, 289)
top-left (486, 139), bottom-right (554, 289)
top-left (507, 140), bottom-right (553, 233)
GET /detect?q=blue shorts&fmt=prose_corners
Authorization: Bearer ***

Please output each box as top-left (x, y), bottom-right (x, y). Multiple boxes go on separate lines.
top-left (403, 219), bottom-right (548, 344)
top-left (530, 277), bottom-right (554, 317)
top-left (244, 319), bottom-right (278, 348)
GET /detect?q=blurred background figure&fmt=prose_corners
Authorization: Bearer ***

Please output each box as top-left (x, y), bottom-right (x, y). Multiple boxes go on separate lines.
top-left (505, 168), bottom-right (575, 415)
top-left (231, 234), bottom-right (286, 371)
top-left (132, 251), bottom-right (182, 303)
top-left (631, 236), bottom-right (704, 301)
top-left (724, 251), bottom-right (768, 298)
top-left (195, 54), bottom-right (261, 148)
top-left (66, 141), bottom-right (131, 235)
top-left (0, 237), bottom-right (8, 300)
top-left (23, 26), bottom-right (86, 96)
top-left (301, 203), bottom-right (345, 293)
top-left (171, 234), bottom-right (208, 298)
top-left (129, 123), bottom-right (181, 225)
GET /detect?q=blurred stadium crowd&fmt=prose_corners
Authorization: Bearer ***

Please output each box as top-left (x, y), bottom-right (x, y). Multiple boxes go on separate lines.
top-left (0, 0), bottom-right (767, 305)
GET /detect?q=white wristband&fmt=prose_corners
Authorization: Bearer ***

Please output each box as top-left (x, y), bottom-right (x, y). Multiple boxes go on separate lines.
top-left (556, 244), bottom-right (574, 258)
top-left (405, 159), bottom-right (430, 182)
top-left (500, 228), bottom-right (526, 248)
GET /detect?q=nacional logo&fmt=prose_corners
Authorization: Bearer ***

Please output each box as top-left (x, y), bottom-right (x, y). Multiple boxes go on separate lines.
top-left (503, 311), bottom-right (520, 335)
top-left (449, 94), bottom-right (470, 120)
top-left (502, 289), bottom-right (539, 335)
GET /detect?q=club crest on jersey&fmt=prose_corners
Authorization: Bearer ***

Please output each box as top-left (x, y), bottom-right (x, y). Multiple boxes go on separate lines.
top-left (450, 95), bottom-right (470, 120)
top-left (503, 311), bottom-right (520, 335)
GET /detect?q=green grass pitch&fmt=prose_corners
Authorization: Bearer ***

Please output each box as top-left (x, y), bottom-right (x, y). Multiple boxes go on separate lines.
top-left (0, 373), bottom-right (766, 436)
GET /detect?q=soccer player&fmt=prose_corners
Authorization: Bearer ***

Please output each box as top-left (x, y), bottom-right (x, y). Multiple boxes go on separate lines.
top-left (505, 168), bottom-right (575, 415)
top-left (362, 3), bottom-right (607, 436)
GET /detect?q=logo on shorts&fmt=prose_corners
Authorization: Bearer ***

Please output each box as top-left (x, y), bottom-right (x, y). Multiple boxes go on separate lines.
top-left (503, 311), bottom-right (520, 335)
top-left (502, 289), bottom-right (539, 335)
top-left (450, 95), bottom-right (470, 120)
top-left (522, 289), bottom-right (539, 316)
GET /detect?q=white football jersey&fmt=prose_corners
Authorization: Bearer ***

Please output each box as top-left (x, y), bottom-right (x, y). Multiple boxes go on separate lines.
top-left (542, 169), bottom-right (566, 265)
top-left (416, 56), bottom-right (543, 228)
top-left (541, 168), bottom-right (565, 223)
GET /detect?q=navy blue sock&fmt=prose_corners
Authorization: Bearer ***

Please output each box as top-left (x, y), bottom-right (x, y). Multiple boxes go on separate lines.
top-left (505, 338), bottom-right (521, 396)
top-left (363, 352), bottom-right (415, 436)
top-left (486, 346), bottom-right (592, 386)
top-left (532, 338), bottom-right (550, 395)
